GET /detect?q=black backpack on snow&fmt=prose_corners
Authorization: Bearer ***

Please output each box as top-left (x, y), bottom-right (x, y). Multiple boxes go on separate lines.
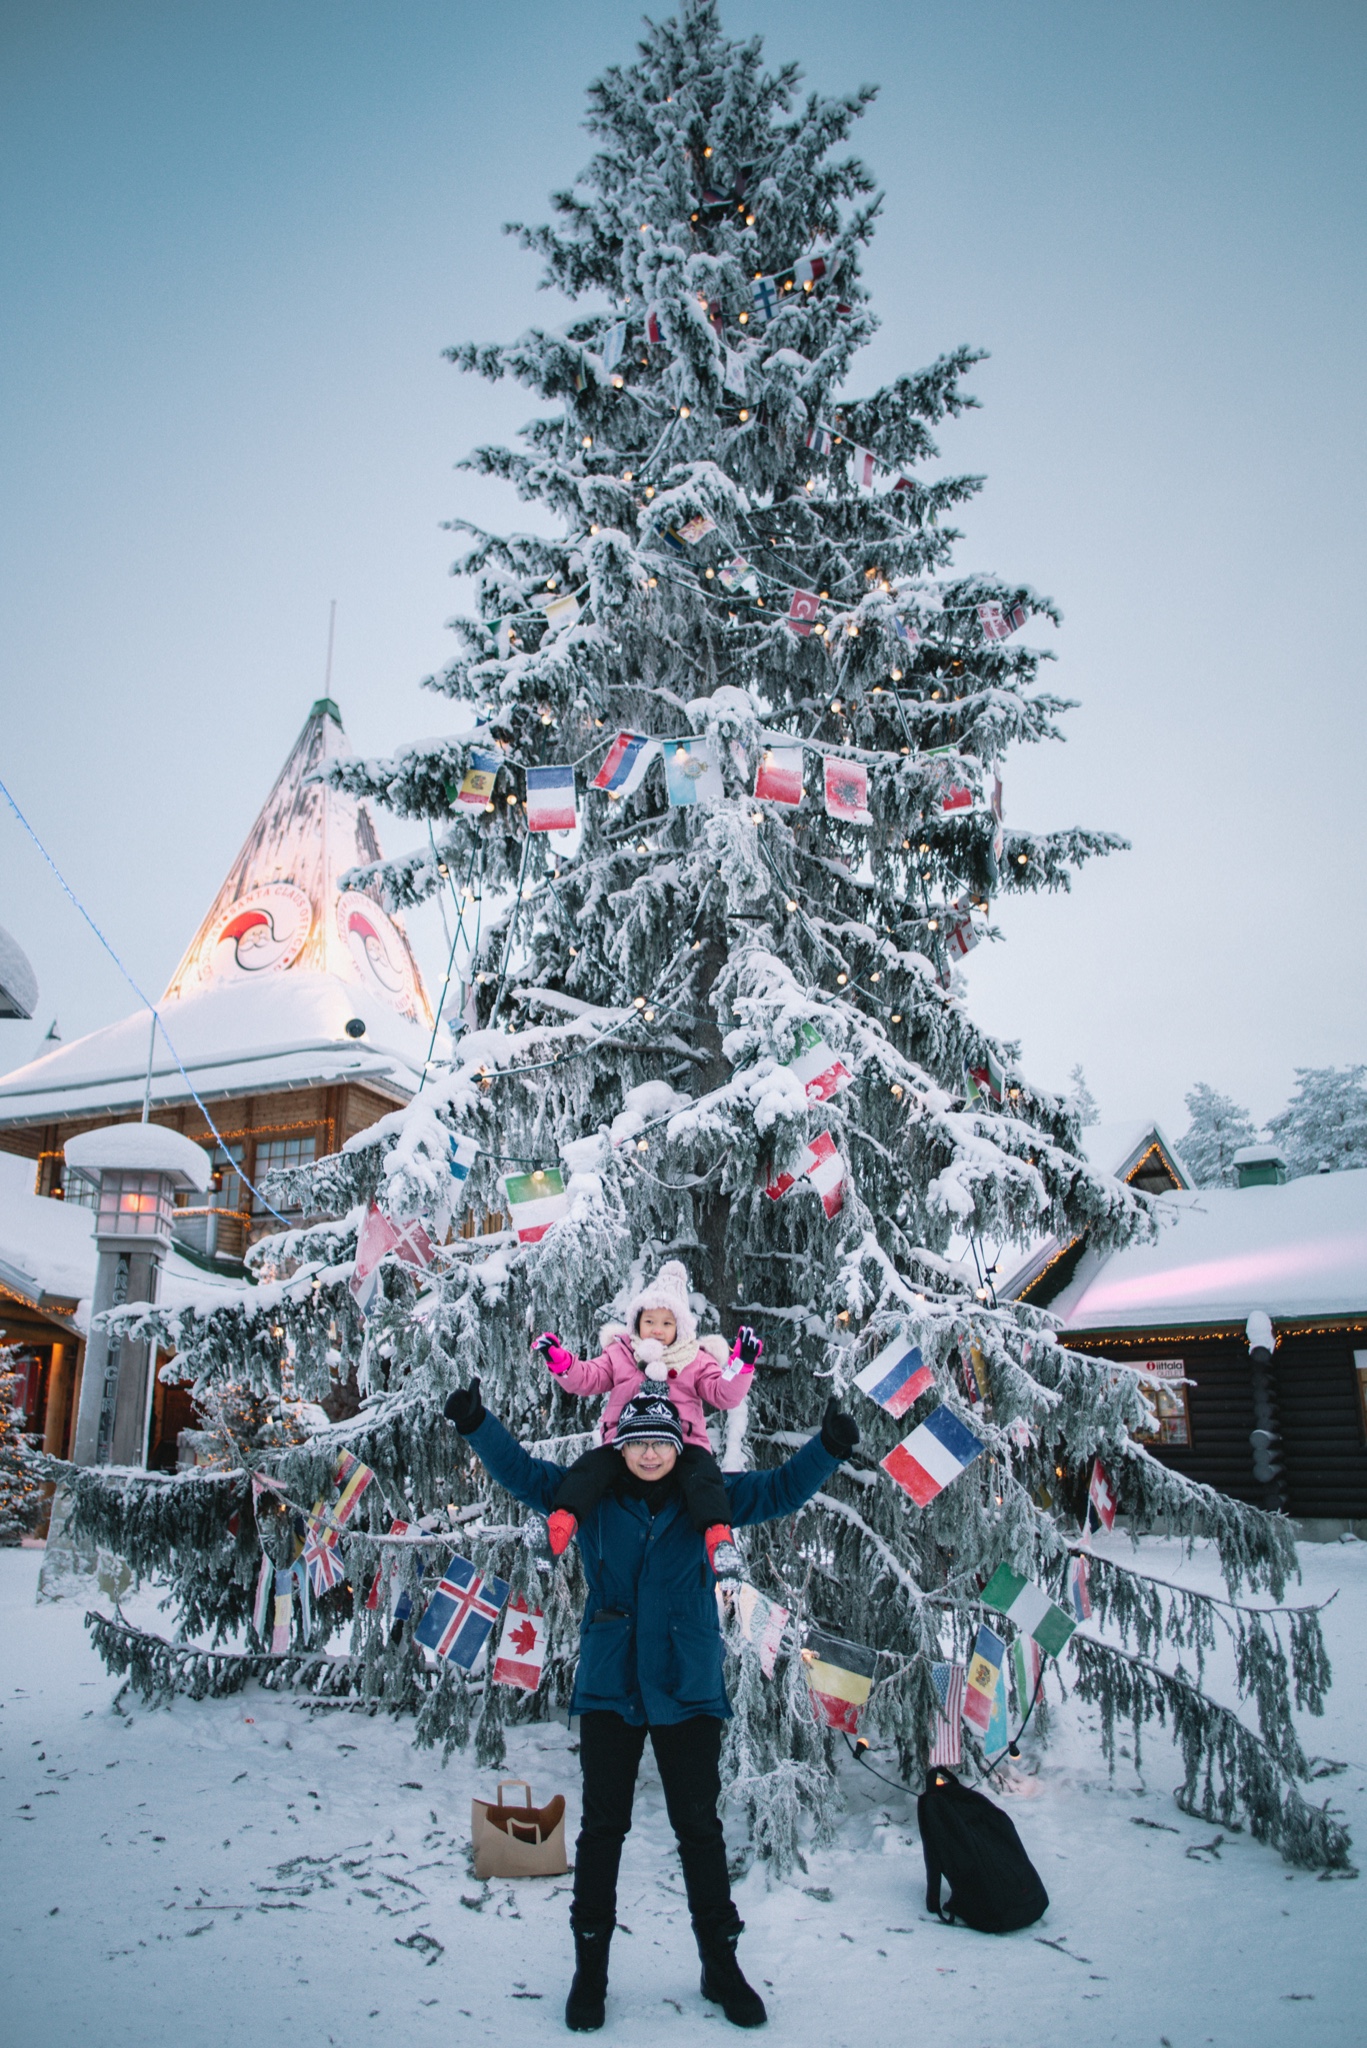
top-left (918, 1770), bottom-right (1048, 1934)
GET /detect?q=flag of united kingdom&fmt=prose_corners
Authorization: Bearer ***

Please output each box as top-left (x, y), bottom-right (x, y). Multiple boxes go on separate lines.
top-left (414, 1553), bottom-right (510, 1670)
top-left (303, 1517), bottom-right (345, 1595)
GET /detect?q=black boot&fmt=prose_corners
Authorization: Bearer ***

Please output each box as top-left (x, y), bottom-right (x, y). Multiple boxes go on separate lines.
top-left (565, 1919), bottom-right (613, 2032)
top-left (696, 1912), bottom-right (767, 2028)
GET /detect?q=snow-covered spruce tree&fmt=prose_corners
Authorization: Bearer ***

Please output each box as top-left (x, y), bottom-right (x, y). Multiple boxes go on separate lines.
top-left (1268, 1064), bottom-right (1367, 1178)
top-left (68, 1), bottom-right (1347, 1872)
top-left (1178, 1082), bottom-right (1257, 1189)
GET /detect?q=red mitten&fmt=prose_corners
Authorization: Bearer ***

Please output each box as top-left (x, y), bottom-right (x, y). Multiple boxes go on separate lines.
top-left (533, 1331), bottom-right (574, 1375)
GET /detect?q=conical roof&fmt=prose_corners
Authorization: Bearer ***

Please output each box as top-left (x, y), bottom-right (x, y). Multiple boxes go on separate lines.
top-left (163, 698), bottom-right (432, 1026)
top-left (0, 702), bottom-right (435, 1129)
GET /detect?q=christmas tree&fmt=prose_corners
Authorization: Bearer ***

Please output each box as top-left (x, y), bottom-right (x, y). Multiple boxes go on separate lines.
top-left (1, 1355), bottom-right (46, 1542)
top-left (67, 0), bottom-right (1348, 1872)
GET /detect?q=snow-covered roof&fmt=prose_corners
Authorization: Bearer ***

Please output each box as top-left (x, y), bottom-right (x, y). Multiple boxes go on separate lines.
top-left (65, 1122), bottom-right (212, 1191)
top-left (0, 1152), bottom-right (238, 1336)
top-left (0, 972), bottom-right (431, 1127)
top-left (0, 922), bottom-right (38, 1020)
top-left (1080, 1121), bottom-right (1194, 1188)
top-left (995, 1120), bottom-right (1192, 1303)
top-left (1049, 1167), bottom-right (1367, 1332)
top-left (0, 700), bottom-right (436, 1130)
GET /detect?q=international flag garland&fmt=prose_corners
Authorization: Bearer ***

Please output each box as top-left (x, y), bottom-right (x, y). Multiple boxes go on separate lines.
top-left (271, 1568), bottom-right (294, 1655)
top-left (941, 894), bottom-right (980, 965)
top-left (414, 1553), bottom-right (510, 1670)
top-left (525, 765), bottom-right (578, 834)
top-left (452, 747), bottom-right (501, 808)
top-left (854, 1333), bottom-right (934, 1419)
top-left (333, 1449), bottom-right (375, 1529)
top-left (928, 1661), bottom-right (966, 1767)
top-left (823, 756), bottom-right (872, 825)
top-left (252, 1552), bottom-right (274, 1640)
top-left (964, 1047), bottom-right (1006, 1106)
top-left (1067, 1551), bottom-right (1093, 1622)
top-left (754, 744), bottom-right (805, 806)
top-left (801, 1627), bottom-right (877, 1734)
top-left (534, 590), bottom-right (581, 634)
top-left (503, 1167), bottom-right (570, 1244)
top-left (881, 1405), bottom-right (985, 1506)
top-left (787, 588), bottom-right (820, 636)
top-left (594, 731), bottom-right (660, 799)
top-left (962, 1621), bottom-right (1006, 1734)
top-left (764, 1130), bottom-right (845, 1218)
top-left (303, 1515), bottom-right (346, 1596)
top-left (448, 1132), bottom-right (479, 1188)
top-left (785, 1022), bottom-right (851, 1102)
top-left (718, 554), bottom-right (758, 596)
top-left (365, 1518), bottom-right (411, 1611)
top-left (349, 1206), bottom-right (434, 1317)
top-left (492, 1594), bottom-right (548, 1691)
top-left (719, 1581), bottom-right (790, 1678)
top-left (663, 737), bottom-right (724, 806)
top-left (979, 1563), bottom-right (1078, 1659)
top-left (676, 512), bottom-right (716, 544)
top-left (978, 599), bottom-right (1028, 641)
top-left (1011, 1633), bottom-right (1043, 1715)
top-left (1086, 1458), bottom-right (1118, 1533)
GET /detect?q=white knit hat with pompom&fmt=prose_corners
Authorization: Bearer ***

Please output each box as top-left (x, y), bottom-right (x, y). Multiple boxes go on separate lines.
top-left (623, 1258), bottom-right (698, 1347)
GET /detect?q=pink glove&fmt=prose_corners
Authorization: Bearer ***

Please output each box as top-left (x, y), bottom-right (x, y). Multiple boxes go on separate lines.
top-left (533, 1331), bottom-right (574, 1375)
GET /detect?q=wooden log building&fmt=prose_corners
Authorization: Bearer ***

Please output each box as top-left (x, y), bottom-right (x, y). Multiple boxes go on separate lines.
top-left (1006, 1137), bottom-right (1367, 1534)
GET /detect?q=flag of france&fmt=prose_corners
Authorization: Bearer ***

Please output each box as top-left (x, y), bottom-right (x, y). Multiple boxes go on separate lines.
top-left (525, 766), bottom-right (577, 833)
top-left (881, 1404), bottom-right (985, 1506)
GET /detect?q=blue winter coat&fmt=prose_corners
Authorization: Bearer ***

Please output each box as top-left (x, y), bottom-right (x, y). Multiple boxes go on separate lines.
top-left (466, 1413), bottom-right (838, 1726)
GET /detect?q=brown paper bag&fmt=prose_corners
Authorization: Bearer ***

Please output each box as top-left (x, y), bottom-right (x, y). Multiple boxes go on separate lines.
top-left (471, 1778), bottom-right (569, 1880)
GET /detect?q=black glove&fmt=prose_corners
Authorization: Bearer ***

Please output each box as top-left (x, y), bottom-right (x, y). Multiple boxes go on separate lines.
top-left (727, 1324), bottom-right (763, 1370)
top-left (820, 1397), bottom-right (859, 1461)
top-left (444, 1378), bottom-right (486, 1435)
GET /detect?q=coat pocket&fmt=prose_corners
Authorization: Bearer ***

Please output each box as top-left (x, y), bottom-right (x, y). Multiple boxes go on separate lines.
top-left (667, 1615), bottom-right (727, 1711)
top-left (576, 1609), bottom-right (635, 1705)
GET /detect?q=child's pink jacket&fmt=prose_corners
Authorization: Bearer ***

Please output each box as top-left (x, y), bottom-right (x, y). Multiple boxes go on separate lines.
top-left (552, 1332), bottom-right (750, 1447)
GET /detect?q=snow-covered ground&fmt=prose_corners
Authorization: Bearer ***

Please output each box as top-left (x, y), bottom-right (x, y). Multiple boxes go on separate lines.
top-left (3, 1536), bottom-right (1363, 2048)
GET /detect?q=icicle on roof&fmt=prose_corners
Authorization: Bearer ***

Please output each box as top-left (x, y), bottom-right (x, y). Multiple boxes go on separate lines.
top-left (162, 699), bottom-right (433, 1029)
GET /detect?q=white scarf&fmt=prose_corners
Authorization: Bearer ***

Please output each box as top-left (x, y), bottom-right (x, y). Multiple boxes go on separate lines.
top-left (631, 1333), bottom-right (698, 1382)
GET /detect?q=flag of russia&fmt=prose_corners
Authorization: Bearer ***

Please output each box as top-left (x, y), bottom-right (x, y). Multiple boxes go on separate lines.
top-left (593, 731), bottom-right (659, 798)
top-left (854, 1334), bottom-right (934, 1419)
top-left (525, 765), bottom-right (577, 833)
top-left (881, 1404), bottom-right (985, 1507)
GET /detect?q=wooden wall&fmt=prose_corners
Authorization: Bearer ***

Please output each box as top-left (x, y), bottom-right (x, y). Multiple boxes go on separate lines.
top-left (1067, 1325), bottom-right (1367, 1519)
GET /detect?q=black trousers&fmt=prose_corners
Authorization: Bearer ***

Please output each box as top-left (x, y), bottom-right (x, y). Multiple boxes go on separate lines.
top-left (553, 1443), bottom-right (732, 1532)
top-left (572, 1710), bottom-right (734, 1936)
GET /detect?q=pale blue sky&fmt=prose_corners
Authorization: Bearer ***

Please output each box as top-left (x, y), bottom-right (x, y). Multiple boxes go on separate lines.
top-left (1, 0), bottom-right (1363, 1133)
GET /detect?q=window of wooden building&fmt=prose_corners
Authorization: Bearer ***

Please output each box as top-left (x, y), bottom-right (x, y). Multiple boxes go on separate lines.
top-left (1133, 1359), bottom-right (1193, 1447)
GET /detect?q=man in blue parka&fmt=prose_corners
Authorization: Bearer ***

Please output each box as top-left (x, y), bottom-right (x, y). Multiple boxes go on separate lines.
top-left (444, 1378), bottom-right (859, 2033)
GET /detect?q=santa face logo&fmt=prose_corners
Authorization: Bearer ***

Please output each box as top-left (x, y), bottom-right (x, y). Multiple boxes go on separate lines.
top-left (335, 890), bottom-right (418, 1016)
top-left (210, 885), bottom-right (312, 978)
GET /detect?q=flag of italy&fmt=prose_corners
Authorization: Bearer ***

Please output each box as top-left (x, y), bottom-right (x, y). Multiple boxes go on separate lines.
top-left (502, 1168), bottom-right (570, 1244)
top-left (786, 1022), bottom-right (851, 1101)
